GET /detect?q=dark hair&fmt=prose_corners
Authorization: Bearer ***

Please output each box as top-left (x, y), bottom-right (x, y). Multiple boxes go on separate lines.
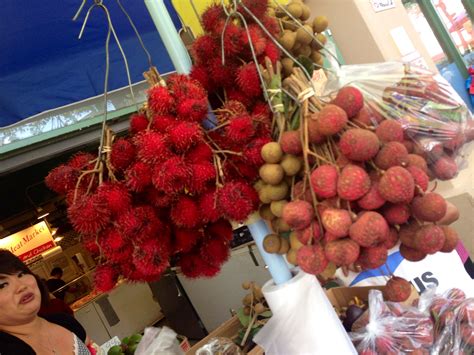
top-left (50, 267), bottom-right (63, 277)
top-left (0, 249), bottom-right (50, 307)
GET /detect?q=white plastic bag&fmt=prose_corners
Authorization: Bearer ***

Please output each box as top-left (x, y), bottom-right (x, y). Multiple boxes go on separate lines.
top-left (135, 326), bottom-right (184, 355)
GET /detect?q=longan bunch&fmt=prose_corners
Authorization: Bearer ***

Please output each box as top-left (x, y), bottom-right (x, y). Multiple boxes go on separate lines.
top-left (241, 281), bottom-right (268, 316)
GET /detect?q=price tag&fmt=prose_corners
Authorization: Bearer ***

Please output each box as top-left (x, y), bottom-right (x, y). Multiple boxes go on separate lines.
top-left (100, 336), bottom-right (122, 353)
top-left (311, 69), bottom-right (328, 97)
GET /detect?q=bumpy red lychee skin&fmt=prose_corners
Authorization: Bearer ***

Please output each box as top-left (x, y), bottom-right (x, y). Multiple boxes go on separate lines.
top-left (310, 164), bottom-right (338, 198)
top-left (375, 120), bottom-right (404, 143)
top-left (440, 225), bottom-right (459, 253)
top-left (411, 193), bottom-right (447, 222)
top-left (384, 276), bottom-right (412, 302)
top-left (333, 86), bottom-right (364, 118)
top-left (317, 104), bottom-right (348, 136)
top-left (378, 166), bottom-right (415, 203)
top-left (280, 130), bottom-right (302, 155)
top-left (374, 142), bottom-right (408, 170)
top-left (406, 154), bottom-right (428, 173)
top-left (296, 220), bottom-right (321, 244)
top-left (382, 203), bottom-right (410, 225)
top-left (321, 208), bottom-right (352, 238)
top-left (357, 245), bottom-right (388, 270)
top-left (337, 165), bottom-right (371, 201)
top-left (349, 211), bottom-right (389, 247)
top-left (357, 181), bottom-right (386, 210)
top-left (338, 128), bottom-right (380, 162)
top-left (414, 225), bottom-right (446, 254)
top-left (307, 115), bottom-right (326, 144)
top-left (432, 155), bottom-right (458, 180)
top-left (281, 200), bottom-right (314, 230)
top-left (399, 222), bottom-right (418, 248)
top-left (406, 166), bottom-right (429, 192)
top-left (402, 140), bottom-right (414, 153)
top-left (400, 244), bottom-right (426, 262)
top-left (324, 239), bottom-right (360, 266)
top-left (296, 244), bottom-right (328, 275)
top-left (383, 227), bottom-right (399, 249)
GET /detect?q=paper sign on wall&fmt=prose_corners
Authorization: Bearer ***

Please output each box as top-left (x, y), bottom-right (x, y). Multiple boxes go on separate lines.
top-left (371, 0), bottom-right (396, 13)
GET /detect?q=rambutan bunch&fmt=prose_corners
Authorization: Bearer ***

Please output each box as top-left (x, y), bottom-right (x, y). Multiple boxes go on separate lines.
top-left (150, 114), bottom-right (176, 133)
top-left (176, 97), bottom-right (209, 123)
top-left (103, 244), bottom-right (133, 264)
top-left (168, 122), bottom-right (203, 152)
top-left (205, 219), bottom-right (234, 242)
top-left (143, 187), bottom-right (173, 208)
top-left (238, 0), bottom-right (268, 21)
top-left (132, 237), bottom-right (170, 278)
top-left (99, 227), bottom-right (127, 252)
top-left (217, 181), bottom-right (259, 221)
top-left (241, 24), bottom-right (267, 58)
top-left (185, 142), bottom-right (213, 163)
top-left (222, 23), bottom-right (245, 57)
top-left (201, 3), bottom-right (226, 36)
top-left (125, 162), bottom-right (152, 193)
top-left (188, 162), bottom-right (216, 194)
top-left (190, 34), bottom-right (219, 65)
top-left (167, 74), bottom-right (207, 102)
top-left (68, 193), bottom-right (111, 235)
top-left (243, 137), bottom-right (272, 166)
top-left (200, 236), bottom-right (230, 267)
top-left (190, 65), bottom-right (213, 92)
top-left (68, 152), bottom-right (96, 170)
top-left (215, 100), bottom-right (248, 123)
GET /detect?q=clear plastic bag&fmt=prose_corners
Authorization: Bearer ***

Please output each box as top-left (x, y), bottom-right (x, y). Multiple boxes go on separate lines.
top-left (322, 62), bottom-right (473, 177)
top-left (349, 289), bottom-right (434, 354)
top-left (135, 326), bottom-right (184, 355)
top-left (195, 337), bottom-right (243, 355)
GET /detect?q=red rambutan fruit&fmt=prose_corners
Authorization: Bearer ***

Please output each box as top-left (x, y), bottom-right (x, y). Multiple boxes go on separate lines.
top-left (189, 162), bottom-right (216, 194)
top-left (152, 156), bottom-right (192, 194)
top-left (226, 115), bottom-right (255, 143)
top-left (68, 152), bottom-right (96, 170)
top-left (100, 227), bottom-right (127, 251)
top-left (94, 264), bottom-right (118, 292)
top-left (45, 165), bottom-right (79, 195)
top-left (148, 86), bottom-right (175, 114)
top-left (261, 16), bottom-right (280, 37)
top-left (176, 97), bottom-right (209, 123)
top-left (206, 219), bottom-right (233, 242)
top-left (243, 137), bottom-right (272, 166)
top-left (179, 252), bottom-right (221, 278)
top-left (226, 88), bottom-right (255, 108)
top-left (116, 205), bottom-right (165, 240)
top-left (129, 113), bottom-right (149, 135)
top-left (110, 138), bottom-right (135, 172)
top-left (104, 244), bottom-right (134, 264)
top-left (239, 0), bottom-right (268, 20)
top-left (144, 187), bottom-right (173, 208)
top-left (97, 182), bottom-right (131, 216)
top-left (82, 235), bottom-right (100, 255)
top-left (199, 189), bottom-right (222, 223)
top-left (190, 34), bottom-right (218, 65)
top-left (200, 237), bottom-right (230, 267)
top-left (215, 100), bottom-right (248, 122)
top-left (171, 195), bottom-right (201, 228)
top-left (261, 41), bottom-right (280, 66)
top-left (173, 228), bottom-right (203, 254)
top-left (167, 74), bottom-right (207, 101)
top-left (150, 114), bottom-right (176, 133)
top-left (68, 193), bottom-right (111, 235)
top-left (169, 122), bottom-right (203, 152)
top-left (133, 239), bottom-right (170, 279)
top-left (217, 181), bottom-right (259, 221)
top-left (125, 162), bottom-right (152, 192)
top-left (236, 63), bottom-right (262, 97)
top-left (186, 142), bottom-right (213, 163)
top-left (134, 131), bottom-right (171, 164)
top-left (190, 65), bottom-right (213, 92)
top-left (209, 58), bottom-right (235, 88)
top-left (241, 24), bottom-right (267, 56)
top-left (252, 101), bottom-right (271, 122)
top-left (223, 23), bottom-right (245, 56)
top-left (201, 3), bottom-right (225, 34)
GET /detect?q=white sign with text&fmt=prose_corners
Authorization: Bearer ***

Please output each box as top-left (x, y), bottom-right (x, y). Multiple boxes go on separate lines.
top-left (371, 0), bottom-right (396, 13)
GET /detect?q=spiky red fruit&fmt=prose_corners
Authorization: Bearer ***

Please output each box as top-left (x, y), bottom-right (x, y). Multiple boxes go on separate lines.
top-left (209, 58), bottom-right (235, 88)
top-left (190, 65), bottom-right (212, 92)
top-left (317, 104), bottom-right (348, 136)
top-left (375, 142), bottom-right (408, 169)
top-left (244, 137), bottom-right (272, 166)
top-left (97, 182), bottom-right (131, 216)
top-left (206, 219), bottom-right (233, 242)
top-left (297, 244), bottom-right (328, 275)
top-left (134, 131), bottom-right (170, 164)
top-left (215, 100), bottom-right (247, 122)
top-left (376, 120), bottom-right (404, 143)
top-left (129, 113), bottom-right (149, 135)
top-left (321, 208), bottom-right (352, 238)
top-left (188, 162), bottom-right (216, 194)
top-left (217, 182), bottom-right (258, 222)
top-left (281, 200), bottom-right (314, 231)
top-left (110, 138), bottom-right (135, 172)
top-left (433, 155), bottom-right (458, 180)
top-left (125, 162), bottom-right (152, 192)
top-left (349, 212), bottom-right (389, 247)
top-left (310, 165), bottom-right (338, 198)
top-left (176, 97), bottom-right (208, 122)
top-left (383, 227), bottom-right (399, 249)
top-left (262, 41), bottom-right (280, 65)
top-left (68, 194), bottom-right (111, 235)
top-left (280, 130), bottom-right (302, 155)
top-left (357, 181), bottom-right (386, 210)
top-left (45, 165), bottom-right (79, 195)
top-left (190, 34), bottom-right (218, 65)
top-left (226, 88), bottom-right (254, 107)
top-left (100, 228), bottom-right (127, 252)
top-left (150, 114), bottom-right (175, 133)
top-left (400, 244), bottom-right (426, 262)
top-left (133, 238), bottom-right (170, 278)
top-left (68, 152), bottom-right (95, 170)
top-left (411, 193), bottom-right (447, 222)
top-left (200, 237), bottom-right (230, 267)
top-left (261, 15), bottom-right (280, 37)
top-left (226, 115), bottom-right (255, 143)
top-left (239, 0), bottom-right (268, 19)
top-left (152, 156), bottom-right (192, 194)
top-left (406, 165), bottom-right (429, 192)
top-left (94, 264), bottom-right (118, 292)
top-left (384, 276), bottom-right (412, 302)
top-left (179, 252), bottom-right (220, 278)
top-left (201, 3), bottom-right (225, 34)
top-left (222, 23), bottom-right (245, 56)
top-left (236, 63), bottom-right (262, 97)
top-left (171, 195), bottom-right (201, 228)
top-left (382, 203), bottom-right (410, 225)
top-left (357, 246), bottom-right (388, 270)
top-left (406, 154), bottom-right (428, 173)
top-left (186, 142), bottom-right (213, 163)
top-left (333, 86), bottom-right (364, 118)
top-left (144, 187), bottom-right (172, 208)
top-left (339, 128), bottom-right (380, 161)
top-left (173, 228), bottom-right (203, 254)
top-left (148, 86), bottom-right (174, 114)
top-left (241, 24), bottom-right (267, 56)
top-left (440, 226), bottom-right (459, 253)
top-left (337, 164), bottom-right (371, 201)
top-left (378, 166), bottom-right (415, 203)
top-left (325, 239), bottom-right (360, 266)
top-left (414, 225), bottom-right (445, 254)
top-left (199, 189), bottom-right (222, 223)
top-left (168, 122), bottom-right (202, 152)
top-left (116, 205), bottom-right (164, 239)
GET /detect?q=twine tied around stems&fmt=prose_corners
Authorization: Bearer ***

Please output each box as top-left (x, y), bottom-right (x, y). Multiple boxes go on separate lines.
top-left (298, 87), bottom-right (315, 104)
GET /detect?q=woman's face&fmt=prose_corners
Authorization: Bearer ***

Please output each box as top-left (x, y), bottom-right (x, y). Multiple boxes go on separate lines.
top-left (0, 271), bottom-right (41, 326)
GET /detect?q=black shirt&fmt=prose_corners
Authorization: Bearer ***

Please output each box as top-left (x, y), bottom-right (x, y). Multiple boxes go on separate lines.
top-left (46, 278), bottom-right (67, 300)
top-left (0, 313), bottom-right (87, 355)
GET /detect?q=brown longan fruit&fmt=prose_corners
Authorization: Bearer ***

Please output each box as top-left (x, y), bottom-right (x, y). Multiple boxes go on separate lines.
top-left (259, 204), bottom-right (276, 221)
top-left (289, 231), bottom-right (304, 250)
top-left (263, 234), bottom-right (281, 253)
top-left (242, 281), bottom-right (252, 290)
top-left (300, 5), bottom-right (311, 21)
top-left (254, 179), bottom-right (265, 192)
top-left (297, 44), bottom-right (312, 57)
top-left (279, 31), bottom-right (297, 51)
top-left (258, 185), bottom-right (272, 204)
top-left (313, 15), bottom-right (329, 33)
top-left (259, 164), bottom-right (285, 185)
top-left (286, 248), bottom-right (298, 265)
top-left (254, 303), bottom-right (266, 314)
top-left (278, 237), bottom-right (290, 254)
top-left (266, 181), bottom-right (289, 201)
top-left (270, 199), bottom-right (288, 218)
top-left (261, 142), bottom-right (283, 163)
top-left (310, 50), bottom-right (322, 63)
top-left (280, 154), bottom-right (302, 176)
top-left (282, 57), bottom-right (295, 76)
top-left (272, 218), bottom-right (291, 233)
top-left (287, 2), bottom-right (303, 18)
top-left (296, 25), bottom-right (313, 45)
top-left (243, 294), bottom-right (253, 306)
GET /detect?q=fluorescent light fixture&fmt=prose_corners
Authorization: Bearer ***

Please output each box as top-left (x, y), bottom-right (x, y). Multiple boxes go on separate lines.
top-left (36, 207), bottom-right (49, 220)
top-left (54, 236), bottom-right (63, 242)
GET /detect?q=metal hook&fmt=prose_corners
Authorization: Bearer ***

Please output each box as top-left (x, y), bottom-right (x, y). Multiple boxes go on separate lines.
top-left (78, 3), bottom-right (99, 39)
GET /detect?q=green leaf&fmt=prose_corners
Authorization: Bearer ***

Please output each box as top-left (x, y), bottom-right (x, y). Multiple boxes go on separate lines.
top-left (259, 310), bottom-right (273, 318)
top-left (297, 56), bottom-right (314, 77)
top-left (237, 308), bottom-right (251, 327)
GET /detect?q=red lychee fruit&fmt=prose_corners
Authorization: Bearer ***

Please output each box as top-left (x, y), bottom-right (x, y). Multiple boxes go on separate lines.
top-left (324, 239), bottom-right (360, 266)
top-left (382, 203), bottom-right (410, 225)
top-left (406, 154), bottom-right (428, 173)
top-left (281, 200), bottom-right (314, 231)
top-left (440, 225), bottom-right (459, 253)
top-left (296, 220), bottom-right (321, 244)
top-left (296, 244), bottom-right (328, 275)
top-left (333, 86), bottom-right (364, 118)
top-left (307, 114), bottom-right (326, 144)
top-left (378, 166), bottom-right (415, 203)
top-left (357, 181), bottom-right (386, 210)
top-left (349, 212), bottom-right (389, 247)
top-left (375, 120), bottom-right (404, 143)
top-left (293, 181), bottom-right (312, 202)
top-left (383, 227), bottom-right (399, 249)
top-left (443, 131), bottom-right (465, 152)
top-left (400, 244), bottom-right (426, 262)
top-left (352, 105), bottom-right (377, 127)
top-left (280, 130), bottom-right (302, 155)
top-left (414, 138), bottom-right (444, 162)
top-left (317, 104), bottom-right (348, 136)
top-left (339, 128), bottom-right (380, 162)
top-left (384, 276), bottom-right (412, 302)
top-left (414, 225), bottom-right (445, 254)
top-left (461, 323), bottom-right (474, 345)
top-left (375, 142), bottom-right (408, 170)
top-left (337, 165), bottom-right (371, 201)
top-left (402, 140), bottom-right (414, 153)
top-left (399, 222), bottom-right (418, 248)
top-left (321, 208), bottom-right (352, 238)
top-left (357, 245), bottom-right (388, 269)
top-left (406, 165), bottom-right (429, 192)
top-left (411, 193), bottom-right (447, 222)
top-left (310, 164), bottom-right (338, 198)
top-left (432, 155), bottom-right (458, 180)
